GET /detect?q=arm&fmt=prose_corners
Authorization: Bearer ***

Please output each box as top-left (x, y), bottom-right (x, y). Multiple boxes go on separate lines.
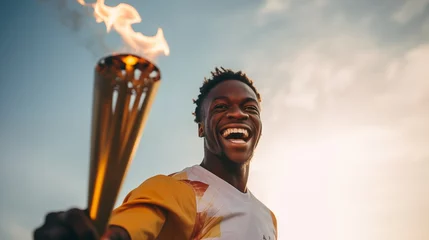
top-left (33, 175), bottom-right (196, 240)
top-left (105, 175), bottom-right (197, 240)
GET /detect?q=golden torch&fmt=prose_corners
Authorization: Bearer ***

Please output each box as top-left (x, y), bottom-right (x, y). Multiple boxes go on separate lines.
top-left (76, 0), bottom-right (169, 234)
top-left (87, 54), bottom-right (161, 234)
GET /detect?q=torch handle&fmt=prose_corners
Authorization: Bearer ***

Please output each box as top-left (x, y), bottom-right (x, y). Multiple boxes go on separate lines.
top-left (87, 55), bottom-right (161, 235)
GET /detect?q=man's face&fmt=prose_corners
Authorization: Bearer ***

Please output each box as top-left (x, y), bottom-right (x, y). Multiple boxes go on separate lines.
top-left (200, 80), bottom-right (262, 164)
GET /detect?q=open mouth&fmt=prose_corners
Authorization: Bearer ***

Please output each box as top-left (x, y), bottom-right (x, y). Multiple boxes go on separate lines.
top-left (220, 127), bottom-right (251, 144)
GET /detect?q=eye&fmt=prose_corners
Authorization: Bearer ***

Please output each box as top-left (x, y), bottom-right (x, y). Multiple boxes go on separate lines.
top-left (213, 103), bottom-right (228, 111)
top-left (244, 105), bottom-right (259, 113)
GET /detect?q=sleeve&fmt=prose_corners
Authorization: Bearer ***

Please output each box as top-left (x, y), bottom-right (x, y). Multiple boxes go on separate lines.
top-left (108, 175), bottom-right (197, 240)
top-left (270, 210), bottom-right (278, 239)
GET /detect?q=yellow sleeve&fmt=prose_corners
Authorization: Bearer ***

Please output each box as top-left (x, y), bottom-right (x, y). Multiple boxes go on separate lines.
top-left (108, 175), bottom-right (197, 240)
top-left (270, 210), bottom-right (278, 239)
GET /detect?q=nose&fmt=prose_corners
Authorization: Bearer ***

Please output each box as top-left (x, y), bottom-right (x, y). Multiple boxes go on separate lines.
top-left (226, 105), bottom-right (249, 120)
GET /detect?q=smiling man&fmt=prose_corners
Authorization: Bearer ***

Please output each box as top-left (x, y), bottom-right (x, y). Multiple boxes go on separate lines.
top-left (34, 67), bottom-right (278, 240)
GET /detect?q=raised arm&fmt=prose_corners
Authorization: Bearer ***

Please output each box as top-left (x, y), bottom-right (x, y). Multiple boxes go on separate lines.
top-left (34, 175), bottom-right (197, 240)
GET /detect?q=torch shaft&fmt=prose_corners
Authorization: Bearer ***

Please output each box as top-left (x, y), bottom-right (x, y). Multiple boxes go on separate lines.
top-left (87, 54), bottom-right (161, 235)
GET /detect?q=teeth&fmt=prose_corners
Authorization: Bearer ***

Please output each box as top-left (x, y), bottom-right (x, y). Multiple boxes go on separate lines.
top-left (230, 139), bottom-right (246, 144)
top-left (221, 128), bottom-right (249, 138)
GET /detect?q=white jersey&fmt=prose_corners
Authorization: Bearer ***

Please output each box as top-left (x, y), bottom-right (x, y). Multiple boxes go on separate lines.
top-left (170, 165), bottom-right (278, 240)
top-left (109, 165), bottom-right (278, 240)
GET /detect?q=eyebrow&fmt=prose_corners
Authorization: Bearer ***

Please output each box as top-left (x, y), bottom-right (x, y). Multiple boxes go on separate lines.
top-left (242, 97), bottom-right (259, 104)
top-left (212, 96), bottom-right (258, 104)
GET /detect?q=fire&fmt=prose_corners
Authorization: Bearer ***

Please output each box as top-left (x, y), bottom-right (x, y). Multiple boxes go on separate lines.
top-left (78, 0), bottom-right (170, 60)
top-left (123, 55), bottom-right (138, 66)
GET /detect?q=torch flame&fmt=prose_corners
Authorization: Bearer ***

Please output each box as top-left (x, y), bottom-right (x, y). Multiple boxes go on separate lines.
top-left (78, 0), bottom-right (170, 60)
top-left (123, 55), bottom-right (138, 66)
top-left (123, 55), bottom-right (139, 71)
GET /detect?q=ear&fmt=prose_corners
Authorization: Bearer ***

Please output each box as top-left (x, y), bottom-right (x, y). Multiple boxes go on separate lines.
top-left (198, 123), bottom-right (205, 137)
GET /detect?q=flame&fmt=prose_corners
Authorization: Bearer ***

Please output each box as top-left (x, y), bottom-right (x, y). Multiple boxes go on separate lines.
top-left (123, 55), bottom-right (138, 71)
top-left (78, 0), bottom-right (170, 60)
top-left (123, 55), bottom-right (138, 66)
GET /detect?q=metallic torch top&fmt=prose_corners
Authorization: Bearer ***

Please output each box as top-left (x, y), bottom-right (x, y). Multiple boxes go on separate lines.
top-left (95, 54), bottom-right (161, 94)
top-left (97, 54), bottom-right (160, 77)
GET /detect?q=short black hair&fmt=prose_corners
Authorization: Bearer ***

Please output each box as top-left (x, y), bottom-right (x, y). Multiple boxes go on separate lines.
top-left (193, 67), bottom-right (261, 123)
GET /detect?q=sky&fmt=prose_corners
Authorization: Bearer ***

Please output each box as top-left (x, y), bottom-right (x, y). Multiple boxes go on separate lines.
top-left (0, 0), bottom-right (428, 239)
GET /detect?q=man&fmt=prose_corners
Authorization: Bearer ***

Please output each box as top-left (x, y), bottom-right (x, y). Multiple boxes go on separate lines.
top-left (34, 67), bottom-right (278, 240)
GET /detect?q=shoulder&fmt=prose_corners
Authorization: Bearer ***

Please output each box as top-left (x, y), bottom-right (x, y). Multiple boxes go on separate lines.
top-left (124, 174), bottom-right (196, 205)
top-left (132, 165), bottom-right (198, 193)
top-left (168, 167), bottom-right (211, 199)
top-left (269, 209), bottom-right (277, 229)
top-left (127, 165), bottom-right (208, 202)
top-left (135, 173), bottom-right (189, 190)
top-left (249, 192), bottom-right (278, 228)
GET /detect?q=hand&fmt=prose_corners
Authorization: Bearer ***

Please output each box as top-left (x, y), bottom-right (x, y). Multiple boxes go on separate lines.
top-left (33, 208), bottom-right (99, 240)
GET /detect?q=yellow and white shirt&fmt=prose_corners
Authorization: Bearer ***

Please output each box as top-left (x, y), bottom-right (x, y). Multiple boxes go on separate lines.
top-left (109, 165), bottom-right (278, 240)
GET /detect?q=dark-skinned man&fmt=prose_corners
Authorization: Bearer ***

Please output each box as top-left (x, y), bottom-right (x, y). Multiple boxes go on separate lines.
top-left (34, 67), bottom-right (278, 240)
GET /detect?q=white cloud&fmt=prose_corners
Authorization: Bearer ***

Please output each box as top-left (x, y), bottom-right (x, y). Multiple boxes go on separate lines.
top-left (0, 220), bottom-right (31, 240)
top-left (256, 0), bottom-right (330, 26)
top-left (249, 41), bottom-right (429, 239)
top-left (258, 0), bottom-right (329, 15)
top-left (259, 0), bottom-right (290, 15)
top-left (245, 3), bottom-right (429, 239)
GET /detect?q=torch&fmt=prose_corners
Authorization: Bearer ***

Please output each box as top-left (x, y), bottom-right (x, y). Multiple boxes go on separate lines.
top-left (87, 53), bottom-right (161, 235)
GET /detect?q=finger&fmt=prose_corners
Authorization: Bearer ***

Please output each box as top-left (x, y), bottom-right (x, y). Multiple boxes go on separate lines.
top-left (33, 224), bottom-right (72, 240)
top-left (63, 208), bottom-right (99, 240)
top-left (45, 211), bottom-right (65, 226)
top-left (34, 212), bottom-right (70, 240)
top-left (33, 226), bottom-right (48, 240)
top-left (103, 226), bottom-right (131, 240)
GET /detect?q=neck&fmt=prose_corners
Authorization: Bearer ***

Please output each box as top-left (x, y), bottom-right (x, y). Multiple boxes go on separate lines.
top-left (200, 149), bottom-right (250, 193)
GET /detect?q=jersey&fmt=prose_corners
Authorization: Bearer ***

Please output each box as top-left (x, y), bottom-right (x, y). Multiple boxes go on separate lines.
top-left (109, 165), bottom-right (278, 240)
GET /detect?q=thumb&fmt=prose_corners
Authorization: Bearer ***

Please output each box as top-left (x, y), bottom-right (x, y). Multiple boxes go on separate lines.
top-left (102, 225), bottom-right (130, 240)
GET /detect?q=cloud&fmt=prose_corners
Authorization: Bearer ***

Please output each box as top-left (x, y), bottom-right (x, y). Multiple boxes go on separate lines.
top-left (392, 0), bottom-right (429, 24)
top-left (422, 16), bottom-right (429, 36)
top-left (243, 2), bottom-right (429, 240)
top-left (258, 0), bottom-right (329, 15)
top-left (0, 218), bottom-right (31, 240)
top-left (38, 0), bottom-right (113, 58)
top-left (259, 0), bottom-right (290, 15)
top-left (248, 40), bottom-right (429, 240)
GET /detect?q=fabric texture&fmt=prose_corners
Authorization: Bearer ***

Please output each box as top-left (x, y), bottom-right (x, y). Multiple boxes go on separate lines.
top-left (109, 165), bottom-right (277, 240)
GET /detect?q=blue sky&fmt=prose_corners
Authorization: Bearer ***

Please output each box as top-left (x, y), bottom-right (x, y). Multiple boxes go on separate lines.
top-left (1, 0), bottom-right (429, 239)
